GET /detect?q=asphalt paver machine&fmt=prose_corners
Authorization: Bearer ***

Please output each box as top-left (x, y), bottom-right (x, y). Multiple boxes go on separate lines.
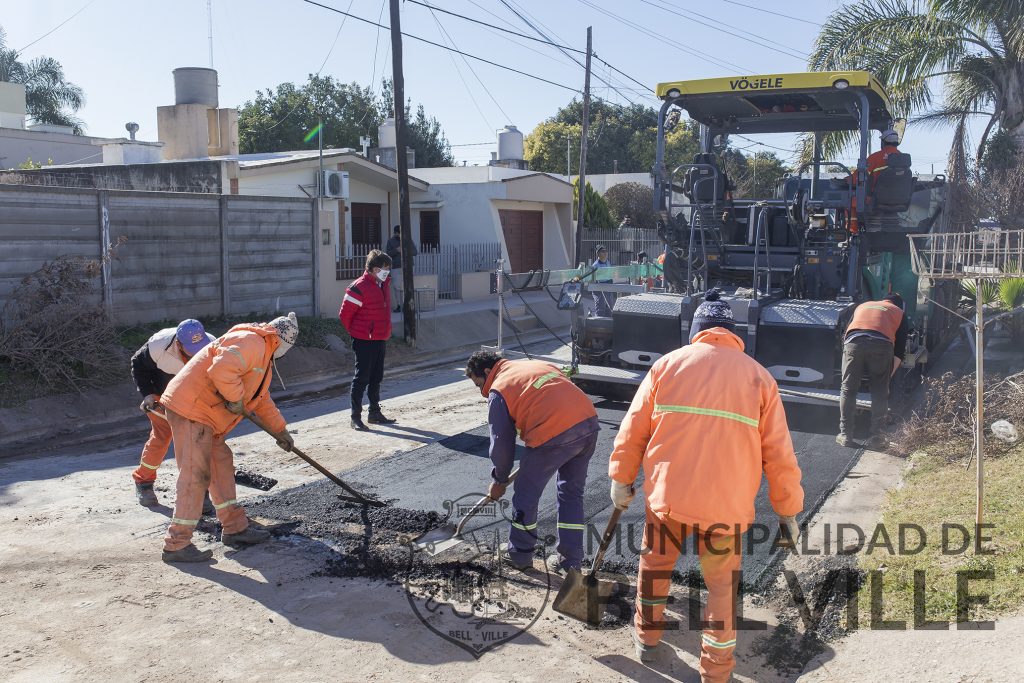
top-left (571, 71), bottom-right (955, 404)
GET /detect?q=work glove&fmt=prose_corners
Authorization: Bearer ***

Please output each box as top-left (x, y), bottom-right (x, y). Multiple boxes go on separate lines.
top-left (274, 429), bottom-right (294, 452)
top-left (225, 400), bottom-right (245, 415)
top-left (776, 515), bottom-right (800, 552)
top-left (140, 394), bottom-right (159, 413)
top-left (610, 481), bottom-right (636, 511)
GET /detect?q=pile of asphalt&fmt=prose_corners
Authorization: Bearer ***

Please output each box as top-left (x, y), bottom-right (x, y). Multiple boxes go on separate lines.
top-left (234, 469), bottom-right (278, 491)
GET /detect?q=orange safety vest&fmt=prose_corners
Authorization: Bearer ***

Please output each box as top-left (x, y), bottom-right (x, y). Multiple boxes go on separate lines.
top-left (609, 327), bottom-right (803, 531)
top-left (162, 324), bottom-right (287, 437)
top-left (847, 300), bottom-right (904, 344)
top-left (481, 359), bottom-right (597, 448)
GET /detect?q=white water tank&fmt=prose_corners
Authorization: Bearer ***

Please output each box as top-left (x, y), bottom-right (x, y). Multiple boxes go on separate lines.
top-left (173, 67), bottom-right (219, 107)
top-left (497, 125), bottom-right (524, 161)
top-left (379, 118), bottom-right (396, 149)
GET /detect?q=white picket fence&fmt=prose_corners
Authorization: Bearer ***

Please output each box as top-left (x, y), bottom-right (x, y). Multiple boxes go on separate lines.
top-left (336, 242), bottom-right (501, 299)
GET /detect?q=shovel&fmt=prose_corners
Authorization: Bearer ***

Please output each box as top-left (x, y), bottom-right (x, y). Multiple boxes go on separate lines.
top-left (552, 506), bottom-right (624, 625)
top-left (241, 410), bottom-right (385, 507)
top-left (412, 467), bottom-right (520, 556)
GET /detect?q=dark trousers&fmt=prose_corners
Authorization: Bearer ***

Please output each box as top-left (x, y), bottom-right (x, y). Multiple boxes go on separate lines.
top-left (507, 429), bottom-right (598, 569)
top-left (839, 336), bottom-right (893, 436)
top-left (351, 338), bottom-right (387, 416)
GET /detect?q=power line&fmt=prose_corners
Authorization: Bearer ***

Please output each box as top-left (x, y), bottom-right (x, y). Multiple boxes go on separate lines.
top-left (574, 0), bottom-right (751, 73)
top-left (300, 0), bottom-right (580, 93)
top-left (422, 0), bottom-right (512, 124)
top-left (638, 0), bottom-right (806, 60)
top-left (16, 0), bottom-right (97, 54)
top-left (718, 0), bottom-right (823, 27)
top-left (734, 134), bottom-right (797, 153)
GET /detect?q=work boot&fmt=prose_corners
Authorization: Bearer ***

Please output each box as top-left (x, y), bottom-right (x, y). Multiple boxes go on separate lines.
top-left (351, 414), bottom-right (370, 431)
top-left (222, 523), bottom-right (271, 548)
top-left (500, 546), bottom-right (533, 571)
top-left (632, 628), bottom-right (658, 663)
top-left (835, 433), bottom-right (856, 447)
top-left (367, 408), bottom-right (396, 425)
top-left (202, 492), bottom-right (215, 516)
top-left (865, 434), bottom-right (889, 451)
top-left (545, 553), bottom-right (577, 575)
top-left (135, 482), bottom-right (159, 507)
top-left (162, 543), bottom-right (213, 563)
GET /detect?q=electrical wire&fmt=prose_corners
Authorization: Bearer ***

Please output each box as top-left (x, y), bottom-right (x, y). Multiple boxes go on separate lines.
top-left (421, 0), bottom-right (511, 125)
top-left (642, 0), bottom-right (809, 60)
top-left (718, 0), bottom-right (823, 27)
top-left (15, 0), bottom-right (97, 54)
top-left (573, 0), bottom-right (751, 73)
top-left (300, 0), bottom-right (581, 94)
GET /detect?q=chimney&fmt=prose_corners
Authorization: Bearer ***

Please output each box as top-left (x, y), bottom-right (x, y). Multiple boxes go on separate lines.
top-left (156, 68), bottom-right (238, 160)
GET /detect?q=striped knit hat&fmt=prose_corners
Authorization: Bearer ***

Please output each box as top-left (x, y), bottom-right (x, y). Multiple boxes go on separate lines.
top-left (269, 312), bottom-right (299, 355)
top-left (690, 288), bottom-right (734, 339)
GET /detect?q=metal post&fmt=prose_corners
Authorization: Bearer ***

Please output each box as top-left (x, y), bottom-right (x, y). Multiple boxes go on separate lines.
top-left (574, 26), bottom-right (592, 268)
top-left (496, 258), bottom-right (504, 353)
top-left (975, 281), bottom-right (985, 529)
top-left (811, 132), bottom-right (822, 199)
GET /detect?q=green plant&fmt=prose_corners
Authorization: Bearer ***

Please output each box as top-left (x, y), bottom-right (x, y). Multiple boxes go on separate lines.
top-left (962, 278), bottom-right (999, 307)
top-left (572, 178), bottom-right (615, 229)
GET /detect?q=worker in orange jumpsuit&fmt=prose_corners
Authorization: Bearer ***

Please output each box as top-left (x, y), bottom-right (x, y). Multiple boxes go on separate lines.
top-left (608, 289), bottom-right (804, 678)
top-left (866, 129), bottom-right (902, 190)
top-left (129, 319), bottom-right (216, 508)
top-left (837, 294), bottom-right (907, 450)
top-left (158, 313), bottom-right (299, 563)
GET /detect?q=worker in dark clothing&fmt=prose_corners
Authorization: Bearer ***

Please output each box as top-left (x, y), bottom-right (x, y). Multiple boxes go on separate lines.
top-left (837, 294), bottom-right (907, 450)
top-left (129, 319), bottom-right (216, 507)
top-left (465, 351), bottom-right (599, 574)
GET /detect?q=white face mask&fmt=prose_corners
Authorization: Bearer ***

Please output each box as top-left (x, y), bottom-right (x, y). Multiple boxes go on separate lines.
top-left (273, 340), bottom-right (293, 359)
top-left (376, 268), bottom-right (391, 282)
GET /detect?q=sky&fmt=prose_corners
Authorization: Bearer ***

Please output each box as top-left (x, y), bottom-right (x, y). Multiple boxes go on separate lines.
top-left (2, 0), bottom-right (986, 174)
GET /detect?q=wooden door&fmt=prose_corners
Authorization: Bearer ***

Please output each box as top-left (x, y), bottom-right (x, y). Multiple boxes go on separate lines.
top-left (498, 209), bottom-right (543, 273)
top-left (351, 203), bottom-right (382, 247)
top-left (420, 210), bottom-right (440, 250)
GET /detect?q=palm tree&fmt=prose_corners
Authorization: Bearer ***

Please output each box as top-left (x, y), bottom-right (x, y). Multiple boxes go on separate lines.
top-left (808, 0), bottom-right (1024, 171)
top-left (0, 26), bottom-right (85, 134)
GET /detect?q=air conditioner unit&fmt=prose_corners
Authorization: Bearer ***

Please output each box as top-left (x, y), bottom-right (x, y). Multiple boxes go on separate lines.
top-left (320, 170), bottom-right (349, 199)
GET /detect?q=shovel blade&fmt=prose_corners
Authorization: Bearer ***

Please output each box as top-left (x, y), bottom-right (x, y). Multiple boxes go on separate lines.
top-left (551, 569), bottom-right (618, 625)
top-left (411, 523), bottom-right (462, 555)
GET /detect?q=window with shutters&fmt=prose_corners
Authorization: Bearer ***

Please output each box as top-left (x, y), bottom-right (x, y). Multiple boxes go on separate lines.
top-left (420, 211), bottom-right (440, 250)
top-left (351, 203), bottom-right (382, 247)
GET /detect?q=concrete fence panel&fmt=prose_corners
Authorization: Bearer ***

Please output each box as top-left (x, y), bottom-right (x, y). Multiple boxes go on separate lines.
top-left (0, 185), bottom-right (102, 306)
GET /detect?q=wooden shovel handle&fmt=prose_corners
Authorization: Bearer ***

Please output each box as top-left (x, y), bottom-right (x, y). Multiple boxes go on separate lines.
top-left (590, 507), bottom-right (624, 575)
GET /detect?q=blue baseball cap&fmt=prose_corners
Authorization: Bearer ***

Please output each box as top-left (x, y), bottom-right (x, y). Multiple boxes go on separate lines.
top-left (176, 319), bottom-right (211, 356)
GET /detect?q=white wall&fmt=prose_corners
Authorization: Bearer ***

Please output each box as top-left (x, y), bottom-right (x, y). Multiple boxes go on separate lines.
top-left (582, 172), bottom-right (653, 195)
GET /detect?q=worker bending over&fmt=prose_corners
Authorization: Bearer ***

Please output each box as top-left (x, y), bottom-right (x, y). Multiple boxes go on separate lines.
top-left (129, 319), bottom-right (216, 508)
top-left (837, 294), bottom-right (907, 449)
top-left (158, 313), bottom-right (299, 563)
top-left (609, 289), bottom-right (803, 678)
top-left (465, 351), bottom-right (599, 573)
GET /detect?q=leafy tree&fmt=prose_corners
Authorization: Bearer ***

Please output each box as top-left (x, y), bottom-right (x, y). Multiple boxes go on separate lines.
top-left (604, 182), bottom-right (656, 230)
top-left (525, 99), bottom-right (703, 176)
top-left (809, 0), bottom-right (1024, 170)
top-left (728, 152), bottom-right (790, 199)
top-left (238, 75), bottom-right (380, 154)
top-left (0, 27), bottom-right (85, 133)
top-left (238, 77), bottom-right (453, 166)
top-left (573, 178), bottom-right (615, 229)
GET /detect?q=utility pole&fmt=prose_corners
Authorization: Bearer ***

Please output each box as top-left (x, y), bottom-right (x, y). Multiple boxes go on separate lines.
top-left (574, 26), bottom-right (592, 268)
top-left (207, 0), bottom-right (214, 67)
top-left (389, 0), bottom-right (415, 345)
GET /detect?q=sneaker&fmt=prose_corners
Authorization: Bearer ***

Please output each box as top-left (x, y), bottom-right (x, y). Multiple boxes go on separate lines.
top-left (367, 410), bottom-right (396, 425)
top-left (222, 524), bottom-right (271, 548)
top-left (632, 628), bottom-right (659, 663)
top-left (865, 434), bottom-right (889, 450)
top-left (135, 482), bottom-right (159, 507)
top-left (162, 543), bottom-right (213, 563)
top-left (202, 492), bottom-right (215, 516)
top-left (351, 415), bottom-right (370, 431)
top-left (835, 433), bottom-right (856, 447)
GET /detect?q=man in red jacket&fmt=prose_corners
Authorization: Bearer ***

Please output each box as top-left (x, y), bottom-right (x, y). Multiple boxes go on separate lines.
top-left (340, 249), bottom-right (396, 431)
